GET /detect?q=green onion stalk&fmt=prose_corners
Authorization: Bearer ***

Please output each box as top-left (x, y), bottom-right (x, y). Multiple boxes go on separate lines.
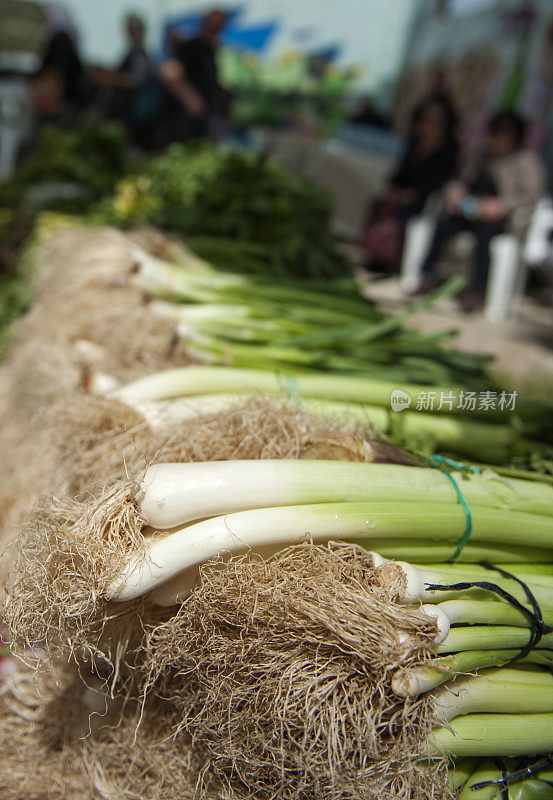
top-left (431, 714), bottom-right (553, 758)
top-left (454, 759), bottom-right (553, 799)
top-left (108, 364), bottom-right (535, 426)
top-left (130, 251), bottom-right (553, 432)
top-left (130, 251), bottom-right (499, 386)
top-left (447, 758), bottom-right (480, 792)
top-left (107, 365), bottom-right (552, 465)
top-left (98, 460), bottom-right (553, 606)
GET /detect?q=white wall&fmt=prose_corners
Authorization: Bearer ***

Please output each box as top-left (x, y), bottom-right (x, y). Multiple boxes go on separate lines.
top-left (32, 0), bottom-right (420, 93)
top-left (448, 0), bottom-right (498, 13)
top-left (35, 0), bottom-right (163, 64)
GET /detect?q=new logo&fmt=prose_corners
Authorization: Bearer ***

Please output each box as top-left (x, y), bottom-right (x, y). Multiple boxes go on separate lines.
top-left (390, 389), bottom-right (412, 412)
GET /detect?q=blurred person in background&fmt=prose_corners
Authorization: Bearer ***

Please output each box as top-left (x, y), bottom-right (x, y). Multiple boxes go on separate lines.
top-left (91, 14), bottom-right (161, 149)
top-left (361, 94), bottom-right (458, 272)
top-left (159, 8), bottom-right (230, 143)
top-left (33, 2), bottom-right (87, 122)
top-left (349, 96), bottom-right (390, 130)
top-left (420, 111), bottom-right (545, 311)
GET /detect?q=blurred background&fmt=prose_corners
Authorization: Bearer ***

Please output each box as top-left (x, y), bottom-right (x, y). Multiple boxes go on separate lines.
top-left (1, 0), bottom-right (553, 378)
top-left (4, 0), bottom-right (553, 159)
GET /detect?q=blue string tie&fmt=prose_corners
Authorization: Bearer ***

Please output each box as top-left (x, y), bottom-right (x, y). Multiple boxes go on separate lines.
top-left (426, 455), bottom-right (481, 562)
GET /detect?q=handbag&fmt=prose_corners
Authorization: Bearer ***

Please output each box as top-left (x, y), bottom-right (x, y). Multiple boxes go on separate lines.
top-left (361, 214), bottom-right (402, 268)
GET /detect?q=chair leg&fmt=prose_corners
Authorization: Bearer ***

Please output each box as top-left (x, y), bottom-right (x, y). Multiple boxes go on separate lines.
top-left (400, 216), bottom-right (435, 292)
top-left (485, 234), bottom-right (521, 322)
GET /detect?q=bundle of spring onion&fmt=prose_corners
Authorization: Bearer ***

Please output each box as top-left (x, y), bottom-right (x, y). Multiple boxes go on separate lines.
top-left (89, 459), bottom-right (552, 607)
top-left (90, 361), bottom-right (553, 468)
top-left (10, 454), bottom-right (553, 643)
top-left (85, 460), bottom-right (553, 792)
top-left (130, 245), bottom-right (492, 387)
top-left (7, 412), bottom-right (553, 798)
top-left (385, 555), bottom-right (553, 795)
top-left (107, 245), bottom-right (552, 467)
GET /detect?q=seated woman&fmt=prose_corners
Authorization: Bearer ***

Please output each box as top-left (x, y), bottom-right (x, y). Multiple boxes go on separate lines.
top-left (362, 94), bottom-right (458, 272)
top-left (420, 111), bottom-right (545, 311)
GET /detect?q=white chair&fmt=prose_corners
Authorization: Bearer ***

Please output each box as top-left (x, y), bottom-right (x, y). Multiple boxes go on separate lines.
top-left (484, 234), bottom-right (523, 322)
top-left (485, 198), bottom-right (553, 321)
top-left (400, 198), bottom-right (553, 320)
top-left (523, 197), bottom-right (553, 267)
top-left (398, 194), bottom-right (442, 293)
top-left (399, 215), bottom-right (437, 293)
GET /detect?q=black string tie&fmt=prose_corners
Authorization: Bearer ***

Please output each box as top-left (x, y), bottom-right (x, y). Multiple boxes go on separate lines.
top-left (424, 564), bottom-right (553, 663)
top-left (471, 754), bottom-right (553, 793)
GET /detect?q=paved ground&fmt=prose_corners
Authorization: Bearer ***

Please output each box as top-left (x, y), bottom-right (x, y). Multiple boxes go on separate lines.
top-left (361, 273), bottom-right (553, 394)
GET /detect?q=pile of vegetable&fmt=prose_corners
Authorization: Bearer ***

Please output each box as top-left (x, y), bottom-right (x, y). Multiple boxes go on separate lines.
top-left (132, 250), bottom-right (485, 383)
top-left (111, 244), bottom-right (550, 468)
top-left (218, 47), bottom-right (356, 134)
top-left (224, 72), bottom-right (354, 136)
top-left (0, 123), bottom-right (129, 337)
top-left (1, 167), bottom-right (553, 797)
top-left (96, 143), bottom-right (350, 279)
top-left (6, 400), bottom-right (553, 798)
top-left (3, 122), bottom-right (128, 210)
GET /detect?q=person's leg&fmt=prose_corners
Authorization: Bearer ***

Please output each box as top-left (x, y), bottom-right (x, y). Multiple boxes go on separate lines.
top-left (421, 212), bottom-right (465, 279)
top-left (471, 220), bottom-right (506, 293)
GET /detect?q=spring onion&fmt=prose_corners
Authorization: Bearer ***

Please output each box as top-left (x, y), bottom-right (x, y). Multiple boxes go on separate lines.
top-left (433, 668), bottom-right (553, 722)
top-left (135, 460), bottom-right (553, 528)
top-left (431, 713), bottom-right (553, 757)
top-left (393, 650), bottom-right (553, 697)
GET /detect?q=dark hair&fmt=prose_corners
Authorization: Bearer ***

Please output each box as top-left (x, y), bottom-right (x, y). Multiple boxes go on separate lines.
top-left (411, 93), bottom-right (458, 143)
top-left (204, 8), bottom-right (227, 24)
top-left (488, 111), bottom-right (527, 147)
top-left (126, 13), bottom-right (145, 34)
